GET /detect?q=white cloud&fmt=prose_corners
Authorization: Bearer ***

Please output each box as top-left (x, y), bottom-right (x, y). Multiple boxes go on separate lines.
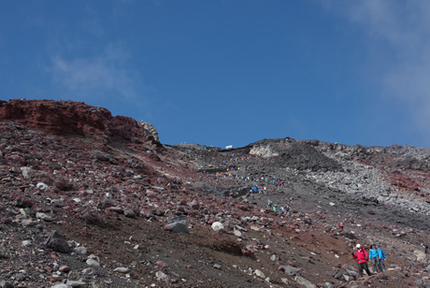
top-left (324, 0), bottom-right (430, 144)
top-left (50, 43), bottom-right (144, 101)
top-left (323, 1), bottom-right (430, 46)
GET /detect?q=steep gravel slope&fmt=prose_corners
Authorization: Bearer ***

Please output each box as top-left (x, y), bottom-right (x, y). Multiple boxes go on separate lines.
top-left (0, 99), bottom-right (429, 288)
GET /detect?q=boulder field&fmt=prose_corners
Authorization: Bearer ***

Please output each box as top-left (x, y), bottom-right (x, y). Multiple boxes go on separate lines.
top-left (0, 99), bottom-right (429, 288)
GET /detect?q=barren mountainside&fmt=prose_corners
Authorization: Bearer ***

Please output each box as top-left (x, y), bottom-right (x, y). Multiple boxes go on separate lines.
top-left (0, 99), bottom-right (429, 288)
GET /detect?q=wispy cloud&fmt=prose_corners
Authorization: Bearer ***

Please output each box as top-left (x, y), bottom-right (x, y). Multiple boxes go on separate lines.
top-left (51, 42), bottom-right (129, 97)
top-left (50, 43), bottom-right (148, 102)
top-left (324, 0), bottom-right (430, 144)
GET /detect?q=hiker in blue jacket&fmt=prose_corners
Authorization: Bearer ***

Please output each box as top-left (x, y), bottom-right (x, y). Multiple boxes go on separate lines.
top-left (377, 245), bottom-right (386, 269)
top-left (369, 244), bottom-right (383, 272)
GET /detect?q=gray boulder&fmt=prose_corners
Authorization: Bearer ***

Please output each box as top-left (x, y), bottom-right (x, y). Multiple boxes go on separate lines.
top-left (165, 216), bottom-right (189, 233)
top-left (44, 231), bottom-right (70, 253)
top-left (295, 275), bottom-right (316, 288)
top-left (279, 265), bottom-right (301, 276)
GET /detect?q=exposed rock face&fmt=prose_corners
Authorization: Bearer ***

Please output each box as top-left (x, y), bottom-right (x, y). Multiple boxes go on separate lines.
top-left (249, 138), bottom-right (343, 172)
top-left (0, 99), bottom-right (155, 144)
top-left (141, 120), bottom-right (159, 143)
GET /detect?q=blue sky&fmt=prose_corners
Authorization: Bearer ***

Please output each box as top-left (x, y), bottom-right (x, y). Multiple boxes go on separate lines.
top-left (1, 1), bottom-right (430, 148)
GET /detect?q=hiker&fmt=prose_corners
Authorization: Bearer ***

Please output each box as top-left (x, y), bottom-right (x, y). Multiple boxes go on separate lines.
top-left (421, 243), bottom-right (429, 254)
top-left (273, 204), bottom-right (278, 212)
top-left (369, 244), bottom-right (383, 273)
top-left (352, 244), bottom-right (372, 277)
top-left (376, 244), bottom-right (386, 269)
top-left (268, 200), bottom-right (273, 208)
top-left (338, 222), bottom-right (344, 231)
top-left (280, 206), bottom-right (286, 216)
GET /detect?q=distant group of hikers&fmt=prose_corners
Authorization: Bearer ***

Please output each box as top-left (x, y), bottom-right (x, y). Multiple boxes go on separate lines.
top-left (219, 171), bottom-right (286, 187)
top-left (351, 241), bottom-right (429, 278)
top-left (267, 199), bottom-right (292, 216)
top-left (352, 243), bottom-right (386, 277)
top-left (219, 154), bottom-right (430, 279)
top-left (216, 164), bottom-right (287, 188)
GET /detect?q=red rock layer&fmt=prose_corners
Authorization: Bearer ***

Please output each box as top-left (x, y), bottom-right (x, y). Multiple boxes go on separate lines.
top-left (0, 99), bottom-right (154, 143)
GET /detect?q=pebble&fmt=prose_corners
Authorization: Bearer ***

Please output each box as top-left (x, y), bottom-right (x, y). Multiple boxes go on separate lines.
top-left (155, 261), bottom-right (168, 268)
top-left (155, 271), bottom-right (170, 283)
top-left (86, 258), bottom-right (100, 268)
top-left (59, 265), bottom-right (70, 272)
top-left (254, 269), bottom-right (265, 279)
top-left (21, 219), bottom-right (33, 227)
top-left (36, 212), bottom-right (53, 222)
top-left (36, 182), bottom-right (49, 190)
top-left (113, 267), bottom-right (131, 273)
top-left (234, 230), bottom-right (242, 237)
top-left (211, 221), bottom-right (224, 231)
top-left (74, 246), bottom-right (88, 255)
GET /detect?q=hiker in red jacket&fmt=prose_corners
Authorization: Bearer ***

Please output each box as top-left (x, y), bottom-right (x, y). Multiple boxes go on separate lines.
top-left (352, 244), bottom-right (372, 277)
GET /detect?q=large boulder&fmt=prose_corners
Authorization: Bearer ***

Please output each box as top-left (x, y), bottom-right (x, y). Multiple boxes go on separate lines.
top-left (44, 231), bottom-right (70, 253)
top-left (211, 222), bottom-right (225, 231)
top-left (279, 265), bottom-right (301, 276)
top-left (164, 216), bottom-right (189, 233)
top-left (414, 250), bottom-right (428, 263)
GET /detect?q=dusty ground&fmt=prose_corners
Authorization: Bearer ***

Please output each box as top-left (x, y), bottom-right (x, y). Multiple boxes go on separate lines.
top-left (0, 99), bottom-right (430, 288)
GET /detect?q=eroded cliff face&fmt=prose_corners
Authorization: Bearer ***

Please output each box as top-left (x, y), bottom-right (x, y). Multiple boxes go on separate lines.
top-left (141, 120), bottom-right (159, 143)
top-left (0, 99), bottom-right (156, 144)
top-left (249, 138), bottom-right (343, 172)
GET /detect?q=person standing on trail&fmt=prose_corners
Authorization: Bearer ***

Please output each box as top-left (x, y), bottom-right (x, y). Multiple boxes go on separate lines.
top-left (376, 244), bottom-right (386, 270)
top-left (352, 244), bottom-right (372, 277)
top-left (286, 205), bottom-right (292, 216)
top-left (338, 222), bottom-right (344, 231)
top-left (369, 244), bottom-right (383, 273)
top-left (421, 243), bottom-right (429, 254)
top-left (280, 206), bottom-right (286, 216)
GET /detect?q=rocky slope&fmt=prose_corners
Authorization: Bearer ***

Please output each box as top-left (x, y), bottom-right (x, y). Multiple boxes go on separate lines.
top-left (0, 99), bottom-right (429, 288)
